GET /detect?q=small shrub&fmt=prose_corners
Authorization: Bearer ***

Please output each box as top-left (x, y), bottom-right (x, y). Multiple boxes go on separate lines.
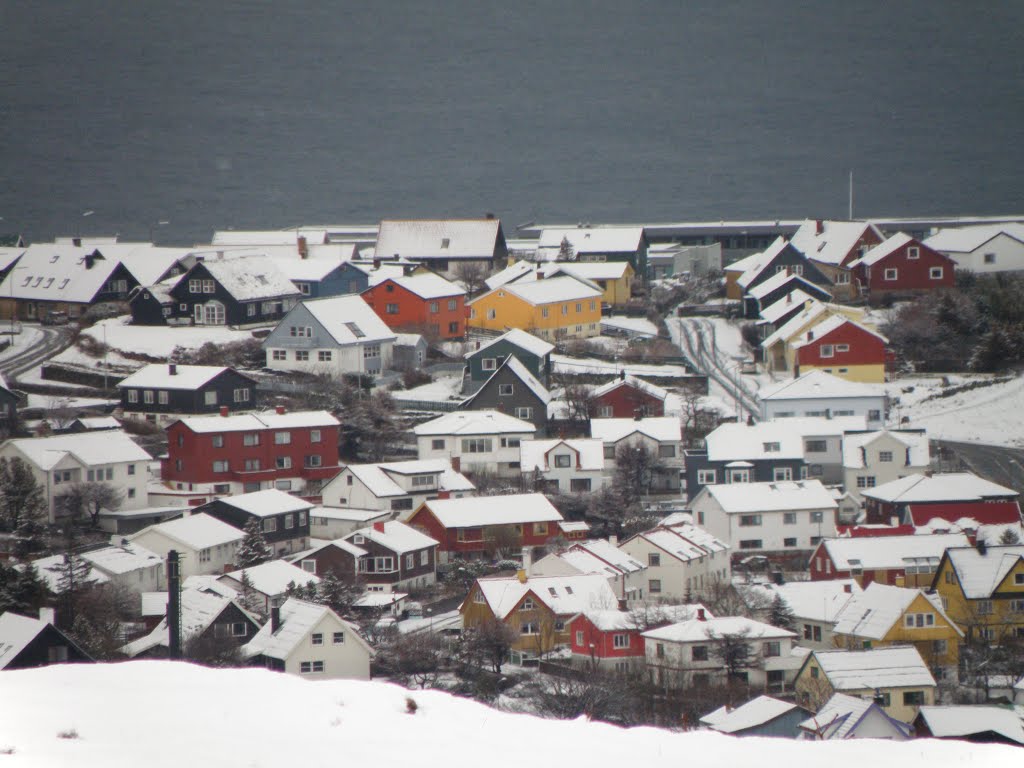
top-left (56, 729), bottom-right (79, 740)
top-left (402, 369), bottom-right (433, 389)
top-left (405, 696), bottom-right (418, 715)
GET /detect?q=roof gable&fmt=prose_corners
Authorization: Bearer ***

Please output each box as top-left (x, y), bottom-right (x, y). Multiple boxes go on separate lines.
top-left (375, 219), bottom-right (503, 260)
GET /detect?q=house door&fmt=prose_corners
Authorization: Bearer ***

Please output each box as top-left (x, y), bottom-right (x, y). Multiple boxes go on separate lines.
top-left (203, 301), bottom-right (225, 325)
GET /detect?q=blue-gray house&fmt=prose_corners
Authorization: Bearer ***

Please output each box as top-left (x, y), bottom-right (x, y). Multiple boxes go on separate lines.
top-left (463, 328), bottom-right (553, 394)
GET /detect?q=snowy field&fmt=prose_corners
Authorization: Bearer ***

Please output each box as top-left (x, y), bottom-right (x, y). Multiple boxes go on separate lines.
top-left (552, 354), bottom-right (691, 378)
top-left (82, 316), bottom-right (258, 359)
top-left (391, 374), bottom-right (464, 403)
top-left (0, 662), bottom-right (1015, 768)
top-left (601, 315), bottom-right (659, 337)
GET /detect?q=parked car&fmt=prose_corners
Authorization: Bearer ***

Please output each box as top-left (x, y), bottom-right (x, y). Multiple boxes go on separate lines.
top-left (41, 310), bottom-right (69, 326)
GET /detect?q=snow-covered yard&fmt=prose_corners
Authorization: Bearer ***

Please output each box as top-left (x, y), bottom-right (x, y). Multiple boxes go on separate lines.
top-left (552, 354), bottom-right (691, 378)
top-left (601, 315), bottom-right (659, 338)
top-left (82, 316), bottom-right (260, 359)
top-left (391, 374), bottom-right (464, 404)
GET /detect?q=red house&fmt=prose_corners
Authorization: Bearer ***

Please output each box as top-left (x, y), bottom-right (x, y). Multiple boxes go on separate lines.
top-left (793, 314), bottom-right (889, 383)
top-left (161, 407), bottom-right (341, 500)
top-left (568, 604), bottom-right (712, 671)
top-left (808, 532), bottom-right (970, 588)
top-left (361, 272), bottom-right (467, 340)
top-left (861, 472), bottom-right (1020, 525)
top-left (850, 233), bottom-right (957, 297)
top-left (590, 374), bottom-right (667, 418)
top-left (406, 493), bottom-right (575, 564)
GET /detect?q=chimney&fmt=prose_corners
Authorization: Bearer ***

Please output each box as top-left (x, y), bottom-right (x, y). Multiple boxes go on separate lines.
top-left (450, 456), bottom-right (461, 473)
top-left (271, 606), bottom-right (281, 633)
top-left (297, 235), bottom-right (308, 258)
top-left (38, 607), bottom-right (55, 625)
top-left (696, 607), bottom-right (706, 621)
top-left (373, 258), bottom-right (381, 270)
top-left (169, 363), bottom-right (177, 376)
top-left (787, 293), bottom-right (793, 304)
top-left (516, 569), bottom-right (527, 584)
top-left (84, 252), bottom-right (96, 270)
top-left (522, 546), bottom-right (533, 575)
top-left (815, 219), bottom-right (824, 235)
top-left (220, 405), bottom-right (229, 417)
top-left (608, 534), bottom-right (618, 546)
top-left (216, 251), bottom-right (224, 260)
top-left (275, 405), bottom-right (285, 415)
top-left (403, 264), bottom-right (416, 276)
top-left (485, 212), bottom-right (495, 220)
top-left (619, 370), bottom-right (626, 381)
top-left (437, 490), bottom-right (450, 500)
top-left (843, 583), bottom-right (852, 593)
top-left (72, 237), bottom-right (82, 247)
top-left (771, 570), bottom-right (784, 585)
top-left (807, 330), bottom-right (814, 341)
top-left (977, 538), bottom-right (988, 556)
top-left (373, 521), bottom-right (385, 533)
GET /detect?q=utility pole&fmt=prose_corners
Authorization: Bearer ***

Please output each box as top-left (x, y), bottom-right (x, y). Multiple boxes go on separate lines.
top-left (167, 550), bottom-right (182, 660)
top-left (848, 171), bottom-right (854, 220)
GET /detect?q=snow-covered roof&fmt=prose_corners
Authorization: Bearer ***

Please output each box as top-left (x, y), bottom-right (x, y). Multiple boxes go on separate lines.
top-left (474, 573), bottom-right (618, 619)
top-left (700, 480), bottom-right (837, 514)
top-left (821, 533), bottom-right (970, 572)
top-left (798, 693), bottom-right (910, 740)
top-left (393, 332), bottom-right (425, 347)
top-left (916, 705), bottom-right (1024, 744)
top-left (216, 489), bottom-right (314, 518)
top-left (468, 328), bottom-right (554, 359)
top-left (832, 582), bottom-right (961, 641)
top-left (924, 223), bottom-right (1024, 253)
top-left (540, 261), bottom-right (632, 282)
top-left (299, 295), bottom-right (396, 345)
top-left (413, 410), bottom-right (536, 437)
top-left (519, 438), bottom-right (605, 473)
top-left (558, 539), bottom-right (646, 576)
top-left (700, 695), bottom-right (800, 734)
top-left (589, 416), bottom-right (681, 444)
top-left (746, 270), bottom-right (822, 301)
top-left (421, 493), bottom-right (562, 528)
top-left (739, 579), bottom-right (860, 624)
top-left (485, 260), bottom-right (537, 290)
top-left (0, 613), bottom-right (52, 669)
top-left (69, 416), bottom-right (121, 431)
top-left (808, 646), bottom-right (936, 690)
top-left (790, 314), bottom-right (887, 349)
top-left (31, 554), bottom-right (110, 592)
top-left (736, 238), bottom-right (790, 289)
top-left (791, 220), bottom-right (885, 266)
top-left (375, 219), bottom-right (502, 261)
top-left (117, 364), bottom-right (235, 391)
top-left (467, 355), bottom-right (550, 404)
top-left (196, 256), bottom-right (300, 300)
top-left (583, 604), bottom-right (709, 631)
top-left (309, 507), bottom-right (388, 523)
top-left (591, 375), bottom-right (669, 402)
top-left (7, 430), bottom-right (151, 470)
top-left (211, 230), bottom-right (330, 247)
top-left (943, 545), bottom-right (1024, 599)
top-left (760, 302), bottom-right (833, 349)
top-left (0, 243), bottom-right (138, 303)
top-left (487, 275), bottom-right (602, 306)
top-left (80, 543), bottom-right (162, 576)
top-left (340, 459), bottom-right (474, 499)
top-left (848, 232), bottom-right (915, 268)
top-left (294, 537), bottom-right (368, 562)
top-left (244, 597), bottom-right (371, 661)
top-left (221, 560), bottom-right (319, 597)
top-left (537, 226), bottom-right (644, 254)
top-left (757, 290), bottom-right (816, 325)
top-left (758, 369), bottom-right (885, 402)
top-left (703, 417), bottom-right (866, 461)
top-left (643, 615), bottom-right (795, 644)
top-left (629, 525), bottom-right (729, 564)
top-left (177, 409), bottom-right (339, 434)
top-left (131, 513), bottom-right (244, 551)
top-left (862, 472), bottom-right (1017, 504)
top-left (346, 521), bottom-right (438, 554)
top-left (122, 586), bottom-right (256, 658)
top-left (842, 431), bottom-right (930, 469)
top-left (383, 272), bottom-right (465, 299)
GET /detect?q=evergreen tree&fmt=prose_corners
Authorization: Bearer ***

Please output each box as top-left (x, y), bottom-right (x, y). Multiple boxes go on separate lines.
top-left (51, 543), bottom-right (94, 630)
top-left (999, 528), bottom-right (1021, 545)
top-left (238, 570), bottom-right (266, 621)
top-left (0, 456), bottom-right (47, 532)
top-left (970, 326), bottom-right (1014, 372)
top-left (236, 517), bottom-right (272, 568)
top-left (12, 497), bottom-right (48, 560)
top-left (316, 569), bottom-right (363, 616)
top-left (768, 594), bottom-right (796, 631)
top-left (558, 236), bottom-right (575, 261)
top-left (0, 560), bottom-right (46, 617)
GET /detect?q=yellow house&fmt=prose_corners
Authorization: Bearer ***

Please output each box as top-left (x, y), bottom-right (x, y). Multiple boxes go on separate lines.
top-left (932, 544), bottom-right (1024, 644)
top-left (541, 262), bottom-right (635, 307)
top-left (460, 572), bottom-right (619, 663)
top-left (761, 300), bottom-right (869, 375)
top-left (830, 582), bottom-right (963, 679)
top-left (794, 646), bottom-right (937, 723)
top-left (468, 275), bottom-right (603, 341)
top-left (724, 252), bottom-right (766, 300)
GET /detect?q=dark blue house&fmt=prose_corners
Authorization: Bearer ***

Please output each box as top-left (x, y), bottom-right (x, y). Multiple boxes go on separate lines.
top-left (463, 328), bottom-right (553, 394)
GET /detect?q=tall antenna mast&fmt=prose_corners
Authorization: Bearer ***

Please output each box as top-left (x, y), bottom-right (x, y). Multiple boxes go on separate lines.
top-left (848, 170), bottom-right (854, 220)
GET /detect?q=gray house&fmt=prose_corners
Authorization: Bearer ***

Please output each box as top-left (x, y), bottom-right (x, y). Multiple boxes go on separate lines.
top-left (701, 696), bottom-right (812, 738)
top-left (263, 295), bottom-right (396, 376)
top-left (464, 328), bottom-right (553, 394)
top-left (460, 355), bottom-right (551, 435)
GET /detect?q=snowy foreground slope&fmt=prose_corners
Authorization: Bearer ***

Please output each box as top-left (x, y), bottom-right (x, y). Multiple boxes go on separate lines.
top-left (0, 662), bottom-right (1016, 768)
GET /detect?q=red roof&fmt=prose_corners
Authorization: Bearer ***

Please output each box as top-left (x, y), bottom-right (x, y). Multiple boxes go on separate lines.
top-left (836, 524), bottom-right (916, 538)
top-left (907, 501), bottom-right (1022, 527)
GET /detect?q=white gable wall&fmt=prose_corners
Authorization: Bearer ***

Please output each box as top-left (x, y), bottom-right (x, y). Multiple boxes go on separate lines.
top-left (692, 494), bottom-right (837, 555)
top-left (283, 612), bottom-right (371, 680)
top-left (761, 395), bottom-right (885, 429)
top-left (938, 232), bottom-right (1024, 273)
top-left (127, 529), bottom-right (239, 580)
top-left (417, 433), bottom-right (529, 476)
top-left (618, 538), bottom-right (730, 602)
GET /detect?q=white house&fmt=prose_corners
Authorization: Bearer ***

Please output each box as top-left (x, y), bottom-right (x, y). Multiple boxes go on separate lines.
top-left (841, 430), bottom-right (931, 501)
top-left (758, 370), bottom-right (887, 428)
top-left (244, 598), bottom-right (373, 680)
top-left (642, 613), bottom-right (797, 690)
top-left (0, 431), bottom-right (152, 522)
top-left (319, 459), bottom-right (475, 516)
top-left (529, 538), bottom-right (647, 601)
top-left (218, 560), bottom-right (320, 615)
top-left (738, 579), bottom-right (861, 651)
top-left (307, 506), bottom-right (390, 540)
top-left (263, 295), bottom-right (396, 375)
top-left (618, 523), bottom-right (731, 602)
top-left (126, 513), bottom-right (243, 580)
top-left (414, 410), bottom-right (536, 476)
top-left (519, 438), bottom-right (606, 494)
top-left (691, 480), bottom-right (838, 555)
top-left (924, 223), bottom-right (1024, 273)
top-left (589, 416), bottom-right (683, 492)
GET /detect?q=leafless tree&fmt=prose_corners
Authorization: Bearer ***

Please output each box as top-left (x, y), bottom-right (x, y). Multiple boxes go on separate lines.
top-left (614, 443), bottom-right (664, 504)
top-left (454, 261), bottom-right (490, 297)
top-left (57, 482), bottom-right (124, 529)
top-left (461, 617), bottom-right (517, 674)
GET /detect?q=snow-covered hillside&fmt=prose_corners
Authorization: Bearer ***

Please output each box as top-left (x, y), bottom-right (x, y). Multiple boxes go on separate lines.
top-left (0, 662), bottom-right (1017, 767)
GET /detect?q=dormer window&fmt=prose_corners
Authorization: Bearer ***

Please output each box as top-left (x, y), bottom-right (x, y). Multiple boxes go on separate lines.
top-left (441, 238), bottom-right (450, 249)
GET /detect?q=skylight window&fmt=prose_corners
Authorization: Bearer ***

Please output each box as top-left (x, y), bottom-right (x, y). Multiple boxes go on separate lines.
top-left (440, 238), bottom-right (450, 249)
top-left (49, 254), bottom-right (59, 263)
top-left (345, 322), bottom-right (365, 338)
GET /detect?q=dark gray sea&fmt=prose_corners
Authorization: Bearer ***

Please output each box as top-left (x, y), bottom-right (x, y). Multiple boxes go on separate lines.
top-left (2, 0), bottom-right (1022, 245)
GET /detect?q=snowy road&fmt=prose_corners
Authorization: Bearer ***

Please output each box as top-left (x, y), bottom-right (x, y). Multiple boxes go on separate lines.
top-left (668, 316), bottom-right (760, 419)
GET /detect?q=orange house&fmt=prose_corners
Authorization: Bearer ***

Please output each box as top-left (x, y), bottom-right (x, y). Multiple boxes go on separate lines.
top-left (361, 272), bottom-right (466, 340)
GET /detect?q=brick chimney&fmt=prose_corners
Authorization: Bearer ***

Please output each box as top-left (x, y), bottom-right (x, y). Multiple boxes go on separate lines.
top-left (843, 583), bottom-right (852, 593)
top-left (169, 363), bottom-right (177, 376)
top-left (437, 490), bottom-right (450, 500)
top-left (373, 521), bottom-right (385, 533)
top-left (275, 405), bottom-right (285, 415)
top-left (219, 406), bottom-right (229, 417)
top-left (450, 456), bottom-right (460, 473)
top-left (297, 235), bottom-right (308, 259)
top-left (696, 607), bottom-right (706, 621)
top-left (815, 219), bottom-right (824, 235)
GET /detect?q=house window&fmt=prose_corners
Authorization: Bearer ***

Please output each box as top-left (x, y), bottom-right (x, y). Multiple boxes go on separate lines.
top-left (820, 344), bottom-right (834, 358)
top-left (575, 630), bottom-right (584, 645)
top-left (515, 407), bottom-right (532, 420)
top-left (604, 445), bottom-right (615, 460)
top-left (128, 390), bottom-right (139, 404)
top-left (521, 622), bottom-right (539, 635)
top-left (310, 430), bottom-right (321, 443)
top-left (773, 467), bottom-right (792, 481)
top-left (739, 515), bottom-right (762, 527)
top-left (486, 309), bottom-right (496, 320)
top-left (570, 478), bottom-right (591, 492)
top-left (276, 456), bottom-right (292, 469)
top-left (211, 435), bottom-right (224, 448)
top-left (275, 432), bottom-right (291, 445)
top-left (903, 613), bottom-right (935, 628)
top-left (739, 540), bottom-right (762, 550)
top-left (762, 641), bottom-right (781, 657)
top-left (929, 267), bottom-right (944, 280)
top-left (868, 409), bottom-right (882, 422)
top-left (284, 513), bottom-right (294, 530)
top-left (648, 553), bottom-right (660, 567)
top-left (431, 439), bottom-right (445, 450)
top-left (691, 645), bottom-right (708, 661)
top-left (263, 518), bottom-right (277, 533)
top-left (810, 511), bottom-right (824, 523)
top-left (420, 550), bottom-right (428, 566)
top-left (612, 634), bottom-right (630, 649)
top-left (204, 391), bottom-right (217, 406)
top-left (561, 305), bottom-right (568, 316)
top-left (272, 350), bottom-right (287, 361)
top-left (482, 358), bottom-right (497, 371)
top-left (763, 442), bottom-right (780, 453)
top-left (243, 433), bottom-right (260, 446)
top-left (533, 522), bottom-right (548, 535)
top-left (386, 303), bottom-right (399, 314)
top-left (448, 299), bottom-right (457, 311)
top-left (903, 691), bottom-right (925, 706)
top-left (212, 460), bottom-right (229, 473)
top-left (783, 512), bottom-right (797, 525)
top-left (305, 455), bottom-right (322, 468)
top-left (856, 476), bottom-right (876, 488)
top-left (144, 390), bottom-right (154, 404)
top-left (805, 439), bottom-right (827, 452)
top-left (333, 632), bottom-right (345, 644)
top-left (461, 438), bottom-right (492, 453)
top-left (554, 454), bottom-right (572, 468)
top-left (521, 598), bottom-right (535, 611)
top-left (311, 632), bottom-right (323, 645)
top-left (596, 405), bottom-right (613, 418)
top-left (984, 252), bottom-right (996, 264)
top-left (784, 537), bottom-right (797, 547)
top-left (879, 451), bottom-right (893, 462)
top-left (317, 351), bottom-right (332, 362)
top-left (649, 579), bottom-right (661, 594)
top-left (390, 498), bottom-right (413, 512)
top-left (300, 661), bottom-right (325, 674)
top-left (836, 271), bottom-right (851, 284)
top-left (498, 384), bottom-right (514, 396)
top-left (977, 600), bottom-right (994, 615)
top-left (541, 308), bottom-right (549, 318)
top-left (128, 464), bottom-right (136, 476)
top-left (362, 344), bottom-right (381, 359)
top-left (158, 391), bottom-right (169, 404)
top-left (429, 301), bottom-right (439, 313)
top-left (656, 643), bottom-right (665, 659)
top-left (884, 268), bottom-right (898, 281)
top-left (295, 351), bottom-right (310, 361)
top-left (696, 469), bottom-right (716, 485)
top-left (728, 469), bottom-right (750, 483)
top-left (658, 445), bottom-right (676, 458)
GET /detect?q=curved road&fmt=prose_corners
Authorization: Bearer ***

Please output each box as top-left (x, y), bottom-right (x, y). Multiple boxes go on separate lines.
top-left (0, 324), bottom-right (75, 384)
top-left (934, 440), bottom-right (1024, 495)
top-left (669, 316), bottom-right (760, 419)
